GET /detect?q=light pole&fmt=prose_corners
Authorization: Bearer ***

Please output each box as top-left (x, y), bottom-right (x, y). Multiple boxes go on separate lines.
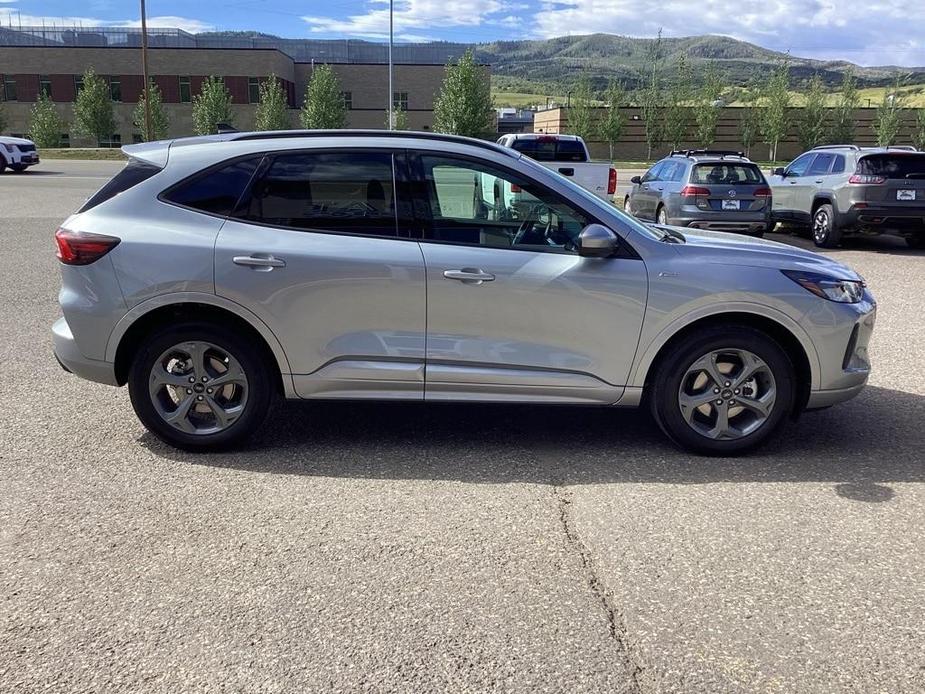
top-left (140, 0), bottom-right (152, 140)
top-left (388, 0), bottom-right (394, 130)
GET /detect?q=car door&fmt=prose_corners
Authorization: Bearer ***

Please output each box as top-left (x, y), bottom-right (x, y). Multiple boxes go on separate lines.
top-left (214, 149), bottom-right (427, 400)
top-left (410, 152), bottom-right (648, 404)
top-left (633, 162), bottom-right (665, 219)
top-left (802, 152), bottom-right (836, 215)
top-left (771, 153), bottom-right (816, 219)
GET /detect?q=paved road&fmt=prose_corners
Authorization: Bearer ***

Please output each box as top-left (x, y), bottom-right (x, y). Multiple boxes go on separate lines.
top-left (1, 161), bottom-right (923, 692)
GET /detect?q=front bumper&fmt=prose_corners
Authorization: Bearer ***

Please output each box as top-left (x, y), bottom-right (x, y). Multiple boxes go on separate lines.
top-left (52, 317), bottom-right (118, 386)
top-left (805, 298), bottom-right (876, 409)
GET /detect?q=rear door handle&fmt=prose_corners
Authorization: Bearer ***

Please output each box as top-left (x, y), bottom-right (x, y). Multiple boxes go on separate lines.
top-left (815, 179), bottom-right (824, 184)
top-left (233, 254), bottom-right (286, 270)
top-left (443, 268), bottom-right (495, 284)
top-left (557, 167), bottom-right (575, 176)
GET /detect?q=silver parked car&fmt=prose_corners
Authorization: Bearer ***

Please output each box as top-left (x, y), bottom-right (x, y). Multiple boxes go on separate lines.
top-left (53, 131), bottom-right (876, 456)
top-left (625, 151), bottom-right (773, 235)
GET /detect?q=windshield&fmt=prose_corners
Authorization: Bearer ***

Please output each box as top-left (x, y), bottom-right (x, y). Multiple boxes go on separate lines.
top-left (509, 138), bottom-right (588, 162)
top-left (857, 153), bottom-right (925, 178)
top-left (516, 155), bottom-right (667, 241)
top-left (691, 163), bottom-right (764, 185)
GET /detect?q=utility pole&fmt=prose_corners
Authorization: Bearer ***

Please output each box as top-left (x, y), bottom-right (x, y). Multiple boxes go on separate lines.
top-left (388, 0), bottom-right (394, 130)
top-left (140, 0), bottom-right (153, 140)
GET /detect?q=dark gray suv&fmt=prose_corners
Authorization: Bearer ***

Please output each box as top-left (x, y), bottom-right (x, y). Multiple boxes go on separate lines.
top-left (769, 145), bottom-right (925, 248)
top-left (624, 150), bottom-right (772, 236)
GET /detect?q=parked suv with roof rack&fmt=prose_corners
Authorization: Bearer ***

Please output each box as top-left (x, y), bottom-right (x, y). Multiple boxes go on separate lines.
top-left (624, 150), bottom-right (772, 236)
top-left (769, 145), bottom-right (925, 249)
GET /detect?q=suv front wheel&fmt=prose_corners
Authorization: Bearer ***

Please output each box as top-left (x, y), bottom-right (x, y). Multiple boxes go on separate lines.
top-left (811, 203), bottom-right (842, 248)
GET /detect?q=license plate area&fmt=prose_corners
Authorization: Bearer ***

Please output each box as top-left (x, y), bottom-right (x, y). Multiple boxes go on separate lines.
top-left (897, 189), bottom-right (916, 201)
top-left (722, 199), bottom-right (740, 210)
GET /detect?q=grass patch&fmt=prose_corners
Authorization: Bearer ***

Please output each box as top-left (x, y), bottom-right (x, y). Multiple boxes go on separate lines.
top-left (40, 148), bottom-right (126, 160)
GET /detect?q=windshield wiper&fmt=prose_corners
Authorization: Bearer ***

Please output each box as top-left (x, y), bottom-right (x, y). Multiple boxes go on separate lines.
top-left (658, 226), bottom-right (686, 243)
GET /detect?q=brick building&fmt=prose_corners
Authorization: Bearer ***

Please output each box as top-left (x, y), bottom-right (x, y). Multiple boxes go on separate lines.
top-left (0, 28), bottom-right (481, 146)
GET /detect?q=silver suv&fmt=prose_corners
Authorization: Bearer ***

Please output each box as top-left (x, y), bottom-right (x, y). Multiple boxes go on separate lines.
top-left (625, 150), bottom-right (772, 236)
top-left (52, 131), bottom-right (876, 456)
top-left (769, 145), bottom-right (925, 248)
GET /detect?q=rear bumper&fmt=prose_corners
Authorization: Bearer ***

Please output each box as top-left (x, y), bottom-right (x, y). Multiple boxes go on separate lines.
top-left (52, 317), bottom-right (118, 386)
top-left (839, 206), bottom-right (925, 233)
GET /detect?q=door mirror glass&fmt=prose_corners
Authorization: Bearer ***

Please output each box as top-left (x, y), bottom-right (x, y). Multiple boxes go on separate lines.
top-left (578, 224), bottom-right (618, 258)
top-left (772, 167), bottom-right (786, 177)
top-left (630, 175), bottom-right (642, 185)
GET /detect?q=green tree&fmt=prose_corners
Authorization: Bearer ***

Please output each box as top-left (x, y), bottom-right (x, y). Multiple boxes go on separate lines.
top-left (797, 74), bottom-right (828, 150)
top-left (874, 78), bottom-right (904, 146)
top-left (761, 60), bottom-right (791, 161)
top-left (254, 74), bottom-right (290, 131)
top-left (739, 80), bottom-right (763, 157)
top-left (300, 65), bottom-right (347, 129)
top-left (567, 73), bottom-right (594, 142)
top-left (73, 67), bottom-right (115, 145)
top-left (640, 30), bottom-right (664, 159)
top-left (829, 69), bottom-right (859, 144)
top-left (693, 63), bottom-right (723, 147)
top-left (192, 76), bottom-right (235, 135)
top-left (598, 80), bottom-right (626, 161)
top-left (28, 93), bottom-right (66, 147)
top-left (912, 109), bottom-right (925, 151)
top-left (132, 79), bottom-right (169, 142)
top-left (433, 50), bottom-right (494, 138)
top-left (662, 56), bottom-right (691, 150)
top-left (385, 106), bottom-right (409, 130)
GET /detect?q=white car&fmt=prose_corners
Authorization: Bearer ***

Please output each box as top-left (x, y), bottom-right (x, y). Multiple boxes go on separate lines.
top-left (0, 135), bottom-right (40, 173)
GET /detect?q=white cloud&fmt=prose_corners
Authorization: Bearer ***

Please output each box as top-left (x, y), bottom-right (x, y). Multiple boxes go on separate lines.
top-left (304, 0), bottom-right (508, 41)
top-left (531, 0), bottom-right (925, 66)
top-left (0, 10), bottom-right (212, 34)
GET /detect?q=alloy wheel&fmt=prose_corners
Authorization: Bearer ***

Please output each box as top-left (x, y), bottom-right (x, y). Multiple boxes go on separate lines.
top-left (677, 348), bottom-right (777, 440)
top-left (148, 341), bottom-right (249, 435)
top-left (813, 209), bottom-right (830, 244)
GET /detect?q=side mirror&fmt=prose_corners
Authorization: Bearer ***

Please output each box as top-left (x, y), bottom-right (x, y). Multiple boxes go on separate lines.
top-left (630, 175), bottom-right (642, 185)
top-left (578, 224), bottom-right (619, 258)
top-left (772, 167), bottom-right (786, 177)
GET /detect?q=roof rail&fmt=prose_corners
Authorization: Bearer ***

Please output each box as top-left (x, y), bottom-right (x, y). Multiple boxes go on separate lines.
top-left (670, 149), bottom-right (746, 159)
top-left (229, 129), bottom-right (518, 157)
top-left (885, 145), bottom-right (918, 152)
top-left (811, 144), bottom-right (860, 151)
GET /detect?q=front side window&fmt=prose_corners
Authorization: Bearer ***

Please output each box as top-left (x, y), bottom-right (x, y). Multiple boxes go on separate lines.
top-left (642, 161), bottom-right (665, 183)
top-left (235, 152), bottom-right (398, 237)
top-left (164, 157), bottom-right (261, 216)
top-left (418, 154), bottom-right (592, 253)
top-left (248, 77), bottom-right (260, 104)
top-left (807, 152), bottom-right (835, 176)
top-left (179, 76), bottom-right (191, 103)
top-left (785, 153), bottom-right (815, 177)
top-left (691, 163), bottom-right (764, 184)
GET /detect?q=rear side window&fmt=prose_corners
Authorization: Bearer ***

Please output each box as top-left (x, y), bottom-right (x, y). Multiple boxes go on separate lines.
top-left (163, 157), bottom-right (261, 216)
top-left (234, 151), bottom-right (398, 237)
top-left (509, 138), bottom-right (588, 162)
top-left (691, 163), bottom-right (764, 185)
top-left (79, 159), bottom-right (162, 212)
top-left (808, 152), bottom-right (835, 175)
top-left (857, 154), bottom-right (925, 179)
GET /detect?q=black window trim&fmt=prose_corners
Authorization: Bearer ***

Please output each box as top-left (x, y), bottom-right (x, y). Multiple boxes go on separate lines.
top-left (406, 148), bottom-right (640, 260)
top-left (158, 153), bottom-right (268, 221)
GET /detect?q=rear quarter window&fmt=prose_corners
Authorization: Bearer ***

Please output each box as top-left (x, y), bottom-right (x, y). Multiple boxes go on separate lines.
top-left (78, 159), bottom-right (162, 212)
top-left (162, 157), bottom-right (262, 216)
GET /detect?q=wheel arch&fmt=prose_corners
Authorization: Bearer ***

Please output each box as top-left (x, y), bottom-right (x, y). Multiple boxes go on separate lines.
top-left (108, 293), bottom-right (293, 396)
top-left (811, 194), bottom-right (836, 216)
top-left (635, 309), bottom-right (817, 414)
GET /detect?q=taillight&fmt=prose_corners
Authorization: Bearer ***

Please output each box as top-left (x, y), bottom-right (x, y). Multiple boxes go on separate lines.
top-left (607, 168), bottom-right (617, 195)
top-left (679, 185), bottom-right (711, 197)
top-left (510, 183), bottom-right (522, 193)
top-left (55, 228), bottom-right (120, 265)
top-left (754, 186), bottom-right (772, 197)
top-left (849, 174), bottom-right (886, 184)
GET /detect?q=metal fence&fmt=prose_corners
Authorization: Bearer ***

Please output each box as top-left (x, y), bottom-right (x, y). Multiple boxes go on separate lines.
top-left (0, 26), bottom-right (467, 64)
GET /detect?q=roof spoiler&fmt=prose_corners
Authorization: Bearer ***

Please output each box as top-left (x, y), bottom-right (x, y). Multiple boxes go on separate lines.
top-left (121, 140), bottom-right (170, 168)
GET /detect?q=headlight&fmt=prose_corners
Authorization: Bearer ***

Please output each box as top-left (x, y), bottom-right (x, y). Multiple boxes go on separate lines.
top-left (782, 270), bottom-right (865, 303)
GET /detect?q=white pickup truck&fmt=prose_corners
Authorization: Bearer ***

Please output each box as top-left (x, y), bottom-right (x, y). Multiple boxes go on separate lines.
top-left (496, 133), bottom-right (616, 201)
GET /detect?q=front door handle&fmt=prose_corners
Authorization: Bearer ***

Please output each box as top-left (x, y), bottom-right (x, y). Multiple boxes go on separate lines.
top-left (815, 179), bottom-right (824, 183)
top-left (233, 254), bottom-right (286, 271)
top-left (443, 268), bottom-right (495, 284)
top-left (558, 167), bottom-right (575, 176)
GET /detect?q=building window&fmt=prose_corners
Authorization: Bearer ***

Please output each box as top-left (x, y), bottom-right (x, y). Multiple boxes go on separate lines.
top-left (393, 91), bottom-right (408, 111)
top-left (132, 133), bottom-right (144, 144)
top-left (109, 77), bottom-right (122, 102)
top-left (342, 91), bottom-right (353, 110)
top-left (3, 75), bottom-right (17, 101)
top-left (248, 77), bottom-right (260, 104)
top-left (60, 134), bottom-right (70, 148)
top-left (39, 75), bottom-right (52, 99)
top-left (179, 76), bottom-right (191, 103)
top-left (98, 133), bottom-right (122, 149)
top-left (74, 76), bottom-right (84, 95)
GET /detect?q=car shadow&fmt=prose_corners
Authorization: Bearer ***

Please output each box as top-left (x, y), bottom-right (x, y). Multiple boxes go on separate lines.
top-left (768, 229), bottom-right (925, 257)
top-left (139, 385), bottom-right (924, 500)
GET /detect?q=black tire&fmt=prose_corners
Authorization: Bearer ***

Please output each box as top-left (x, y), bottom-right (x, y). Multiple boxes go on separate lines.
top-left (906, 235), bottom-right (925, 249)
top-left (751, 227), bottom-right (765, 238)
top-left (128, 321), bottom-right (276, 451)
top-left (623, 196), bottom-right (633, 215)
top-left (0, 158), bottom-right (6, 173)
top-left (9, 164), bottom-right (27, 173)
top-left (656, 205), bottom-right (668, 225)
top-left (811, 203), bottom-right (842, 248)
top-left (649, 325), bottom-right (796, 456)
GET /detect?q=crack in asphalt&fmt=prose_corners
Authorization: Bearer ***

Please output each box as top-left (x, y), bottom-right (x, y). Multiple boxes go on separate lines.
top-left (555, 486), bottom-right (644, 694)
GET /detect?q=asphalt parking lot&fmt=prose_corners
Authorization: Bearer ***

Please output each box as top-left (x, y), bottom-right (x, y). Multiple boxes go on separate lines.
top-left (1, 160), bottom-right (923, 693)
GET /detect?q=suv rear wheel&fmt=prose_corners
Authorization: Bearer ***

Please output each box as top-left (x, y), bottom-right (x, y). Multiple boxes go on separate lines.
top-left (811, 203), bottom-right (842, 248)
top-left (649, 326), bottom-right (795, 456)
top-left (128, 321), bottom-right (275, 451)
top-left (657, 205), bottom-right (668, 225)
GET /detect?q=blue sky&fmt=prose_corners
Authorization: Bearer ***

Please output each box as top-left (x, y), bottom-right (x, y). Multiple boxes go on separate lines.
top-left (1, 0), bottom-right (922, 66)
